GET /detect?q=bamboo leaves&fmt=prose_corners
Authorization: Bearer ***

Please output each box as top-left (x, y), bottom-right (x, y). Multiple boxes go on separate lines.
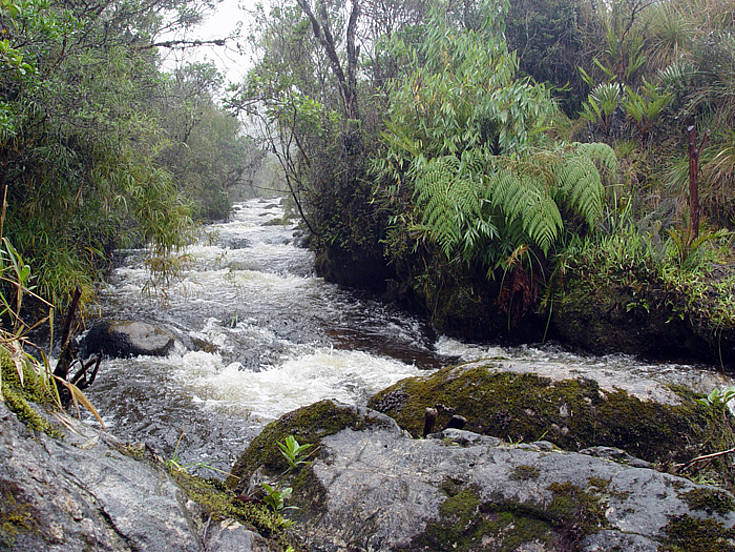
top-left (378, 3), bottom-right (617, 274)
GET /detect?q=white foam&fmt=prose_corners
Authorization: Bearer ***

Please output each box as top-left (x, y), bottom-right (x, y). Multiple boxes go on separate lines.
top-left (434, 335), bottom-right (506, 360)
top-left (170, 348), bottom-right (423, 422)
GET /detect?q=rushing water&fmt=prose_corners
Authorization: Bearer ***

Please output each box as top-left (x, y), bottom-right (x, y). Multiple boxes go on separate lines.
top-left (85, 198), bottom-right (734, 475)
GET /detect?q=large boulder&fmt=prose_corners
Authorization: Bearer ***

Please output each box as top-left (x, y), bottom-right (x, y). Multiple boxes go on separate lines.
top-left (368, 360), bottom-right (735, 488)
top-left (81, 320), bottom-right (180, 358)
top-left (0, 401), bottom-right (289, 551)
top-left (228, 400), bottom-right (735, 552)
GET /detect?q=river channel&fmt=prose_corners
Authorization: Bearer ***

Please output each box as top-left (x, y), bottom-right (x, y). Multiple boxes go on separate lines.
top-left (84, 198), bottom-right (733, 475)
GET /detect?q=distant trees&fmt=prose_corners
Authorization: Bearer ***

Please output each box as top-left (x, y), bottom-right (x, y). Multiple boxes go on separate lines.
top-left (0, 0), bottom-right (260, 306)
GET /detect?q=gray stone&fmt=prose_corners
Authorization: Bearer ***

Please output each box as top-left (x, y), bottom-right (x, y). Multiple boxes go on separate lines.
top-left (0, 403), bottom-right (269, 551)
top-left (239, 400), bottom-right (735, 552)
top-left (428, 428), bottom-right (502, 447)
top-left (579, 445), bottom-right (653, 469)
top-left (81, 320), bottom-right (180, 358)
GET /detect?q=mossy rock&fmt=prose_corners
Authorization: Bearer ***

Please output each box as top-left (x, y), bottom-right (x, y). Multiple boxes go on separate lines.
top-left (661, 515), bottom-right (735, 552)
top-left (225, 400), bottom-right (397, 502)
top-left (0, 348), bottom-right (60, 437)
top-left (550, 278), bottom-right (707, 361)
top-left (407, 480), bottom-right (605, 552)
top-left (368, 363), bottom-right (735, 488)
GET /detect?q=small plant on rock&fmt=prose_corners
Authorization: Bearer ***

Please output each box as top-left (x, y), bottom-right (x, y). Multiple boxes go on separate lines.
top-left (259, 435), bottom-right (314, 515)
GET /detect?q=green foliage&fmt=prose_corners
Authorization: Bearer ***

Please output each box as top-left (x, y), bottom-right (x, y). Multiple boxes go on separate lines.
top-left (278, 434), bottom-right (313, 470)
top-left (375, 2), bottom-right (616, 283)
top-left (258, 435), bottom-right (313, 516)
top-left (697, 387), bottom-right (735, 418)
top-left (0, 0), bottom-right (258, 308)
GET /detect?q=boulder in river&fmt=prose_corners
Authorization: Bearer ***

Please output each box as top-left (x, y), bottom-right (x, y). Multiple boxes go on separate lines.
top-left (81, 320), bottom-right (180, 358)
top-left (368, 360), bottom-right (735, 489)
top-left (227, 400), bottom-right (735, 552)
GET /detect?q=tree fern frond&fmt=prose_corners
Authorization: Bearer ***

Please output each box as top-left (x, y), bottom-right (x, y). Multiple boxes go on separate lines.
top-left (554, 153), bottom-right (605, 227)
top-left (489, 168), bottom-right (562, 254)
top-left (570, 142), bottom-right (618, 177)
top-left (413, 155), bottom-right (486, 259)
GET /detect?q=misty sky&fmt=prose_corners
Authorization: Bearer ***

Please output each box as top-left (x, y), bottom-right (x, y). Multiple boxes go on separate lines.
top-left (160, 0), bottom-right (269, 84)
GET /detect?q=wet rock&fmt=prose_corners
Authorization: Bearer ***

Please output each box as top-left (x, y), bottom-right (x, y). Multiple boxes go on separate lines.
top-left (579, 446), bottom-right (653, 469)
top-left (228, 400), bottom-right (735, 552)
top-left (0, 402), bottom-right (285, 551)
top-left (81, 320), bottom-right (180, 358)
top-left (315, 245), bottom-right (391, 292)
top-left (368, 361), bottom-right (735, 487)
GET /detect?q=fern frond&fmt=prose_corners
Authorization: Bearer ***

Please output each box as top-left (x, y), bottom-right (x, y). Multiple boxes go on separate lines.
top-left (570, 142), bottom-right (618, 177)
top-left (489, 168), bottom-right (563, 255)
top-left (554, 153), bottom-right (605, 227)
top-left (413, 155), bottom-right (488, 259)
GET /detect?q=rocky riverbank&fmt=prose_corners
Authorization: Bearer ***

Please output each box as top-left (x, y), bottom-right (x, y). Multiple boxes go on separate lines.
top-left (4, 342), bottom-right (735, 551)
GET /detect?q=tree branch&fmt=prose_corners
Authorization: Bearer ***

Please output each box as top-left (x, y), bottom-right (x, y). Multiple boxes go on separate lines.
top-left (135, 38), bottom-right (227, 50)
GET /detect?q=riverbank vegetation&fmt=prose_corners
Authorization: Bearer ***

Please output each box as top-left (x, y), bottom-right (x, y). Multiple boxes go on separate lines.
top-left (0, 0), bottom-right (263, 310)
top-left (235, 0), bottom-right (735, 366)
top-left (3, 0), bottom-right (735, 365)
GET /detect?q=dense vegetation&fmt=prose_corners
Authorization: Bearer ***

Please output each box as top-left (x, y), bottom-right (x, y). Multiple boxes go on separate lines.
top-left (234, 0), bottom-right (735, 364)
top-left (0, 0), bottom-right (261, 308)
top-left (1, 0), bottom-right (734, 364)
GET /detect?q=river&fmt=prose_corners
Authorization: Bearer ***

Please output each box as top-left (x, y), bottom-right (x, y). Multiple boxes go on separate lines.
top-left (84, 197), bottom-right (733, 475)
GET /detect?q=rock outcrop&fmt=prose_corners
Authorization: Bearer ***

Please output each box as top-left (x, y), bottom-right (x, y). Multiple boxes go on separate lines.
top-left (368, 360), bottom-right (735, 488)
top-left (228, 400), bottom-right (735, 552)
top-left (0, 401), bottom-right (287, 551)
top-left (80, 320), bottom-right (180, 358)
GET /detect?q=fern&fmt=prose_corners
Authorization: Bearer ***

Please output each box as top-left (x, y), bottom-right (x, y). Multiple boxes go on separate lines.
top-left (489, 167), bottom-right (563, 255)
top-left (410, 141), bottom-right (614, 266)
top-left (412, 153), bottom-right (496, 259)
top-left (570, 142), bottom-right (618, 177)
top-left (553, 154), bottom-right (604, 227)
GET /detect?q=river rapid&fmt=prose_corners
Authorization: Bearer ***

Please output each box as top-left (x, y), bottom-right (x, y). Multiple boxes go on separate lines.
top-left (85, 198), bottom-right (734, 475)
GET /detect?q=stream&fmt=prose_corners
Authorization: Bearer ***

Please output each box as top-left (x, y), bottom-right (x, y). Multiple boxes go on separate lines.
top-left (85, 198), bottom-right (734, 475)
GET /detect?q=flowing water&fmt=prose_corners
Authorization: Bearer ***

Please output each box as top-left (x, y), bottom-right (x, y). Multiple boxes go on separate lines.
top-left (85, 198), bottom-right (734, 475)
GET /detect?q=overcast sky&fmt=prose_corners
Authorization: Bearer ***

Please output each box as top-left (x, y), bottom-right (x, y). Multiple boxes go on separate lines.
top-left (160, 0), bottom-right (269, 84)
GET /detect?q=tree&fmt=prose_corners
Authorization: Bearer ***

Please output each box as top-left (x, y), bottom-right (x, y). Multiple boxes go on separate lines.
top-left (375, 2), bottom-right (616, 277)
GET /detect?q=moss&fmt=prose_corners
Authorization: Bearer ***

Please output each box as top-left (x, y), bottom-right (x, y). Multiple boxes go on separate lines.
top-left (169, 468), bottom-right (296, 550)
top-left (0, 481), bottom-right (38, 548)
top-left (1, 348), bottom-right (61, 438)
top-left (409, 486), bottom-right (555, 552)
top-left (510, 464), bottom-right (540, 481)
top-left (226, 400), bottom-right (391, 491)
top-left (661, 514), bottom-right (735, 552)
top-left (546, 482), bottom-right (606, 534)
top-left (681, 487), bottom-right (735, 516)
top-left (587, 476), bottom-right (611, 491)
top-left (406, 476), bottom-right (614, 552)
top-left (368, 364), bottom-right (735, 489)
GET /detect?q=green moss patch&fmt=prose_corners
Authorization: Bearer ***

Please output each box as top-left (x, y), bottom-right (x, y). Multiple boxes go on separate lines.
top-left (169, 468), bottom-right (295, 549)
top-left (368, 364), bottom-right (735, 488)
top-left (407, 477), bottom-right (613, 551)
top-left (1, 348), bottom-right (61, 437)
top-left (510, 464), bottom-right (540, 481)
top-left (408, 485), bottom-right (555, 552)
top-left (0, 481), bottom-right (39, 548)
top-left (681, 487), bottom-right (735, 516)
top-left (661, 514), bottom-right (735, 552)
